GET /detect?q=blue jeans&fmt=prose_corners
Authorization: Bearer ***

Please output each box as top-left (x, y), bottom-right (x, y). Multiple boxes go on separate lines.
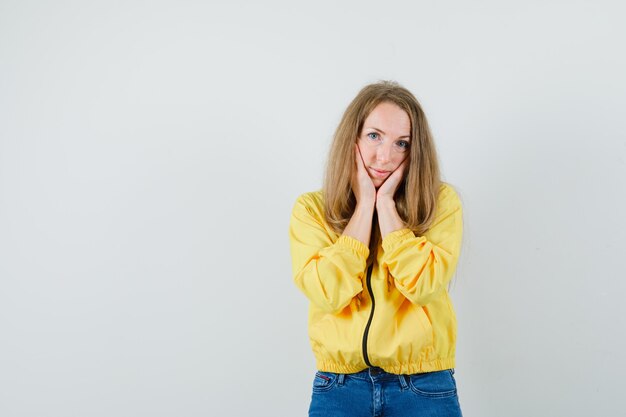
top-left (308, 366), bottom-right (463, 417)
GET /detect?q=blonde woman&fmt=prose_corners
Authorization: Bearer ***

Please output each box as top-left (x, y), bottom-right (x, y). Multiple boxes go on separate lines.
top-left (289, 80), bottom-right (464, 416)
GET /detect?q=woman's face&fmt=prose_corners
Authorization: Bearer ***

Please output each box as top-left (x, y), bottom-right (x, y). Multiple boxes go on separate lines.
top-left (357, 101), bottom-right (411, 188)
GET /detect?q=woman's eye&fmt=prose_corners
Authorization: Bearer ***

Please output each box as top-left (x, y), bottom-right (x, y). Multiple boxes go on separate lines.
top-left (367, 132), bottom-right (379, 140)
top-left (397, 140), bottom-right (410, 149)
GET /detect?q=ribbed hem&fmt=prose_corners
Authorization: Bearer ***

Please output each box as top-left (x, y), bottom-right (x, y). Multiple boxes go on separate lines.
top-left (316, 357), bottom-right (456, 375)
top-left (315, 360), bottom-right (366, 374)
top-left (378, 357), bottom-right (456, 375)
top-left (336, 235), bottom-right (369, 259)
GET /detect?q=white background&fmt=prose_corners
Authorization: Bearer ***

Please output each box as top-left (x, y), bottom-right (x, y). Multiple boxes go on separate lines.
top-left (1, 1), bottom-right (625, 416)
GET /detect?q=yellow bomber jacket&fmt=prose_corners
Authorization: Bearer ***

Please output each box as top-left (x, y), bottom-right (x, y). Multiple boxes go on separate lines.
top-left (288, 183), bottom-right (463, 375)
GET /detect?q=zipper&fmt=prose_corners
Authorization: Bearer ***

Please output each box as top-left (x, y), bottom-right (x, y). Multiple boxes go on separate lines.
top-left (361, 263), bottom-right (375, 367)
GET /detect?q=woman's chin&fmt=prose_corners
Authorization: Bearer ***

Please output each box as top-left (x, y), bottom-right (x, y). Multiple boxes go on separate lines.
top-left (368, 175), bottom-right (384, 188)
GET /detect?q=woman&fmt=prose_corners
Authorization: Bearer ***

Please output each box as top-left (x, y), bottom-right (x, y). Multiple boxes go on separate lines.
top-left (288, 80), bottom-right (464, 416)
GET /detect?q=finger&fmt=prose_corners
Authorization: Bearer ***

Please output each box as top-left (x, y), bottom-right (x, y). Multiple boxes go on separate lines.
top-left (395, 157), bottom-right (409, 177)
top-left (352, 145), bottom-right (362, 184)
top-left (355, 144), bottom-right (363, 164)
top-left (390, 160), bottom-right (406, 179)
top-left (355, 144), bottom-right (367, 174)
top-left (381, 160), bottom-right (407, 188)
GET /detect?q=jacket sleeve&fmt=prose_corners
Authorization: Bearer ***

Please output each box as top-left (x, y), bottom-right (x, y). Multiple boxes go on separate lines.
top-left (289, 193), bottom-right (369, 314)
top-left (380, 186), bottom-right (463, 307)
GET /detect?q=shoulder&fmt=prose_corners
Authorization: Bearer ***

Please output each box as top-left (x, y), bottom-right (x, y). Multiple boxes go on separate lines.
top-left (289, 189), bottom-right (333, 235)
top-left (295, 189), bottom-right (323, 205)
top-left (437, 182), bottom-right (463, 213)
top-left (291, 189), bottom-right (325, 218)
top-left (293, 189), bottom-right (323, 208)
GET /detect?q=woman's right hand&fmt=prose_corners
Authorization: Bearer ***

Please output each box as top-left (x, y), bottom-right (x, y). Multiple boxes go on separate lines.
top-left (352, 143), bottom-right (376, 208)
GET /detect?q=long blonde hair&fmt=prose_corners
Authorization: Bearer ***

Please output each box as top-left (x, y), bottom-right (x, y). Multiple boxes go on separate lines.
top-left (322, 80), bottom-right (445, 256)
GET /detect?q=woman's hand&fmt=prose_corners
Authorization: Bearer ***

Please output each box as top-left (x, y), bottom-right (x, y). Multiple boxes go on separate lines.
top-left (376, 156), bottom-right (408, 205)
top-left (352, 144), bottom-right (377, 208)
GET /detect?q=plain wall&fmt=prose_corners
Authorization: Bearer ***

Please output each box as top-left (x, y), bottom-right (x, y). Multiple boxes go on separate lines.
top-left (1, 1), bottom-right (625, 416)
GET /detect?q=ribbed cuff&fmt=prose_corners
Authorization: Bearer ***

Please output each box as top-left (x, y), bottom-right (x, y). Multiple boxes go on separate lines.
top-left (382, 228), bottom-right (415, 252)
top-left (336, 235), bottom-right (369, 259)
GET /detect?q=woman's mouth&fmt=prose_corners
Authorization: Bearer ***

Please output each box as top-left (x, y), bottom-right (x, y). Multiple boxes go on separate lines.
top-left (370, 167), bottom-right (390, 177)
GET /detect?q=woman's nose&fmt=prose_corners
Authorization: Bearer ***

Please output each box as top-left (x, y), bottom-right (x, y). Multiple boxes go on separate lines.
top-left (376, 144), bottom-right (392, 164)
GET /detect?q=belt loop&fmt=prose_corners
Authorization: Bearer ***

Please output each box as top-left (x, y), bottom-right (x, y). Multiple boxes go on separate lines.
top-left (337, 373), bottom-right (345, 386)
top-left (398, 374), bottom-right (408, 390)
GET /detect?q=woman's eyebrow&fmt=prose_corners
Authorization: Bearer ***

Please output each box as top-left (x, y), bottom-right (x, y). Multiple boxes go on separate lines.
top-left (365, 126), bottom-right (411, 139)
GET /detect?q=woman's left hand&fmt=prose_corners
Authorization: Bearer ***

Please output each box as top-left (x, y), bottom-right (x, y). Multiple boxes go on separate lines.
top-left (376, 157), bottom-right (408, 205)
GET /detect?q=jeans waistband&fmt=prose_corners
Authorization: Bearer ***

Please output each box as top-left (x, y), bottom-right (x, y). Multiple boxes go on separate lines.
top-left (344, 366), bottom-right (402, 381)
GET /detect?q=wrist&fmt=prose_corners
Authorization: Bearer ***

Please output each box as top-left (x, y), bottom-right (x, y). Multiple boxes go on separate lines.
top-left (376, 197), bottom-right (395, 209)
top-left (356, 199), bottom-right (375, 212)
